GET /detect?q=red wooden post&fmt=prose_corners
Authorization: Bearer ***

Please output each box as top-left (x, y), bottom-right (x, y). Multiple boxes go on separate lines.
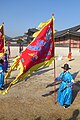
top-left (8, 40), bottom-right (10, 59)
top-left (79, 37), bottom-right (80, 52)
top-left (68, 31), bottom-right (72, 60)
top-left (69, 34), bottom-right (71, 53)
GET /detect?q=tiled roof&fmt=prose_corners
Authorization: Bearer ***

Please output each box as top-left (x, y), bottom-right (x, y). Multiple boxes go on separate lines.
top-left (55, 25), bottom-right (80, 38)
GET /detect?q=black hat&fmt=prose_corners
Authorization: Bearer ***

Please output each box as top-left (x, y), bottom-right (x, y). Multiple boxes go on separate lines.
top-left (61, 63), bottom-right (71, 70)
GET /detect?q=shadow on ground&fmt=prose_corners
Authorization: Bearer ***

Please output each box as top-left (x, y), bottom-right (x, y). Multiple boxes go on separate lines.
top-left (68, 109), bottom-right (80, 120)
top-left (3, 66), bottom-right (53, 90)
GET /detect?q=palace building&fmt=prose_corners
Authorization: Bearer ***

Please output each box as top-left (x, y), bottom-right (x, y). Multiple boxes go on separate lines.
top-left (54, 25), bottom-right (80, 52)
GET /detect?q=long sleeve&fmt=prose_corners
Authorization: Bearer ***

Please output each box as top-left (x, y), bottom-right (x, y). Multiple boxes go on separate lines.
top-left (55, 72), bottom-right (64, 81)
top-left (55, 76), bottom-right (61, 81)
top-left (67, 79), bottom-right (74, 87)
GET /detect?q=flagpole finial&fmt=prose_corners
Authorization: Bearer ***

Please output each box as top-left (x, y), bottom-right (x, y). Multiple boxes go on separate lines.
top-left (52, 13), bottom-right (54, 16)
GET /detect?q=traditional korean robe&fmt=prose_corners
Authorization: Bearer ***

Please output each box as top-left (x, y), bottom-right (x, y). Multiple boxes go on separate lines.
top-left (0, 64), bottom-right (4, 89)
top-left (57, 71), bottom-right (74, 106)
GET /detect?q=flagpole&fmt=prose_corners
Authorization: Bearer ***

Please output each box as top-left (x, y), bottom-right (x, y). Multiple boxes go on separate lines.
top-left (8, 40), bottom-right (10, 59)
top-left (52, 13), bottom-right (56, 104)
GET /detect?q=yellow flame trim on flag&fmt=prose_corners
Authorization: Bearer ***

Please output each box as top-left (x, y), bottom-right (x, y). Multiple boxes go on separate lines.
top-left (33, 18), bottom-right (52, 38)
top-left (33, 31), bottom-right (40, 38)
top-left (1, 57), bottom-right (54, 94)
top-left (38, 18), bottom-right (52, 29)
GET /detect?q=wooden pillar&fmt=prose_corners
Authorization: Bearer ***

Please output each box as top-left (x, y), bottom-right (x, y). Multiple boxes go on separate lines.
top-left (69, 34), bottom-right (71, 53)
top-left (72, 36), bottom-right (74, 48)
top-left (79, 37), bottom-right (80, 52)
top-left (8, 40), bottom-right (10, 59)
top-left (67, 31), bottom-right (72, 60)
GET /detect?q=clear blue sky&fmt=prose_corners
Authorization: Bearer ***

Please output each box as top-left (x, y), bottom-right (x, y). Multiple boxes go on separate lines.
top-left (0, 0), bottom-right (80, 37)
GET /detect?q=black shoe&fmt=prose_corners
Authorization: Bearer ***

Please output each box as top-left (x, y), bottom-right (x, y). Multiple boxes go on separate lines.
top-left (0, 87), bottom-right (4, 90)
top-left (63, 105), bottom-right (70, 109)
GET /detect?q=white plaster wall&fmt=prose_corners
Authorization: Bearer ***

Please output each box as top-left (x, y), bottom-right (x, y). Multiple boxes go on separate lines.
top-left (55, 47), bottom-right (80, 57)
top-left (5, 46), bottom-right (80, 58)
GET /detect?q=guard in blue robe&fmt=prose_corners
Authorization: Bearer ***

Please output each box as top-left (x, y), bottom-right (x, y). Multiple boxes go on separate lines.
top-left (0, 59), bottom-right (4, 89)
top-left (56, 63), bottom-right (74, 108)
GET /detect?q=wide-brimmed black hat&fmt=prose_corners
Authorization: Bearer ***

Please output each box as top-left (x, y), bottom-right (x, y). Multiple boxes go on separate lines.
top-left (61, 63), bottom-right (71, 70)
